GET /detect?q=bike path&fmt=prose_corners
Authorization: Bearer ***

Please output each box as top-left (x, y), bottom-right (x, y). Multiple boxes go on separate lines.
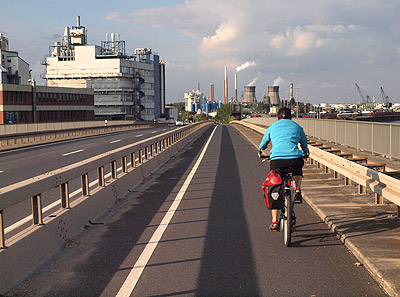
top-left (7, 125), bottom-right (385, 296)
top-left (236, 122), bottom-right (400, 297)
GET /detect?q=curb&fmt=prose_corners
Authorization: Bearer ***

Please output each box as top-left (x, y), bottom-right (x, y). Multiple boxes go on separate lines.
top-left (303, 193), bottom-right (397, 297)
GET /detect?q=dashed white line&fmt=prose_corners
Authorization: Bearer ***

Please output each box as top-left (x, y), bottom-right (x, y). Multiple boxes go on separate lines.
top-left (151, 131), bottom-right (157, 134)
top-left (62, 149), bottom-right (84, 156)
top-left (110, 139), bottom-right (122, 144)
top-left (135, 134), bottom-right (143, 138)
top-left (0, 171), bottom-right (3, 173)
top-left (115, 125), bottom-right (218, 297)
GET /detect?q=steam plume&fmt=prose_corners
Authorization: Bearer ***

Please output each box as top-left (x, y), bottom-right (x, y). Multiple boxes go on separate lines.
top-left (273, 76), bottom-right (284, 86)
top-left (236, 61), bottom-right (256, 72)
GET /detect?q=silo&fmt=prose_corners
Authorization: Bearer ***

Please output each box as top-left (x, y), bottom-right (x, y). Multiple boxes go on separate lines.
top-left (203, 97), bottom-right (206, 112)
top-left (244, 86), bottom-right (256, 103)
top-left (218, 101), bottom-right (222, 108)
top-left (206, 102), bottom-right (210, 114)
top-left (268, 86), bottom-right (280, 105)
top-left (191, 104), bottom-right (195, 112)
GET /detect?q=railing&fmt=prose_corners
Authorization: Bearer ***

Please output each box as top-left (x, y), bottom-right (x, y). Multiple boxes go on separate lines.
top-left (0, 121), bottom-right (213, 293)
top-left (234, 120), bottom-right (400, 216)
top-left (243, 117), bottom-right (400, 160)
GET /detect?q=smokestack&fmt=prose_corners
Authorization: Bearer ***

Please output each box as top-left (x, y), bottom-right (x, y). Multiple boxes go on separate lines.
top-left (235, 72), bottom-right (238, 103)
top-left (77, 16), bottom-right (81, 27)
top-left (224, 66), bottom-right (228, 104)
top-left (210, 83), bottom-right (214, 102)
top-left (268, 86), bottom-right (281, 105)
top-left (290, 83), bottom-right (294, 100)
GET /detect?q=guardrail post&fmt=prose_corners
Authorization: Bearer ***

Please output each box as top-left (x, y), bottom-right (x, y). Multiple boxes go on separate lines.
top-left (31, 194), bottom-right (43, 225)
top-left (345, 177), bottom-right (351, 186)
top-left (122, 156), bottom-right (127, 173)
top-left (0, 210), bottom-right (5, 249)
top-left (81, 173), bottom-right (90, 196)
top-left (138, 149), bottom-right (142, 164)
top-left (131, 152), bottom-right (136, 168)
top-left (358, 184), bottom-right (366, 194)
top-left (98, 167), bottom-right (105, 187)
top-left (333, 171), bottom-right (339, 179)
top-left (111, 161), bottom-right (117, 179)
top-left (60, 182), bottom-right (70, 208)
top-left (374, 193), bottom-right (384, 204)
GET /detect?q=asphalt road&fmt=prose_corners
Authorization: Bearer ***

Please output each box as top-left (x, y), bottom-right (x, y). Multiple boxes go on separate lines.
top-left (8, 125), bottom-right (386, 296)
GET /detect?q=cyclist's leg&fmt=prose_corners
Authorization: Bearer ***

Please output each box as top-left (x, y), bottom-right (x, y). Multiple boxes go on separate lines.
top-left (292, 158), bottom-right (304, 203)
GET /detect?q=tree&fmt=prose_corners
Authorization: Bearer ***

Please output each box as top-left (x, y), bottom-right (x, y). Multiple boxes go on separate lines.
top-left (215, 103), bottom-right (234, 124)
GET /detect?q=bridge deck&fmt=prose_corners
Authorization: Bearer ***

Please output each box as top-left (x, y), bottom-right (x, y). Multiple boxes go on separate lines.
top-left (8, 124), bottom-right (397, 296)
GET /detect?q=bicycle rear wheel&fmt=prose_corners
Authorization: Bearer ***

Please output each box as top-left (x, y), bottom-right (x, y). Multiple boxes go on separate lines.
top-left (283, 192), bottom-right (292, 247)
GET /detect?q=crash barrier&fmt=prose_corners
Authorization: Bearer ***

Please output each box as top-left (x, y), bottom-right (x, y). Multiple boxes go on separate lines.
top-left (234, 121), bottom-right (400, 217)
top-left (0, 121), bottom-right (213, 294)
top-left (243, 117), bottom-right (400, 160)
top-left (0, 121), bottom-right (173, 151)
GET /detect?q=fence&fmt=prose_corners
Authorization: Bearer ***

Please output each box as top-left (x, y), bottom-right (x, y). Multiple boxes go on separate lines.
top-left (244, 117), bottom-right (400, 160)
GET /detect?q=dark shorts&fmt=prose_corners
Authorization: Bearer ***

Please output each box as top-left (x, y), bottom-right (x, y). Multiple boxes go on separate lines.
top-left (270, 157), bottom-right (304, 176)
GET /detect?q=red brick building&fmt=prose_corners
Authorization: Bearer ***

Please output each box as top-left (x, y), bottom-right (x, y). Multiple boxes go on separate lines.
top-left (0, 84), bottom-right (94, 124)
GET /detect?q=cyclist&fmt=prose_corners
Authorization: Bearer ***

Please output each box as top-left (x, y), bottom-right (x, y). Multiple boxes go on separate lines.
top-left (259, 107), bottom-right (309, 231)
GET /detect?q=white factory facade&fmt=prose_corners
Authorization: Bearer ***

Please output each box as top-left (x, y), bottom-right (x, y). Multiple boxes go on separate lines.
top-left (45, 17), bottom-right (166, 121)
top-left (0, 33), bottom-right (29, 85)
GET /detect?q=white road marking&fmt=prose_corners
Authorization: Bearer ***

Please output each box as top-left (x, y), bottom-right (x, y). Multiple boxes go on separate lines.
top-left (110, 139), bottom-right (122, 144)
top-left (62, 149), bottom-right (84, 156)
top-left (0, 171), bottom-right (3, 173)
top-left (115, 125), bottom-right (218, 297)
top-left (151, 131), bottom-right (157, 134)
top-left (135, 134), bottom-right (143, 137)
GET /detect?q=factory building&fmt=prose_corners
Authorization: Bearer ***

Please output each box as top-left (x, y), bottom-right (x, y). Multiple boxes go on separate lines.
top-left (0, 83), bottom-right (94, 124)
top-left (0, 33), bottom-right (29, 85)
top-left (184, 88), bottom-right (206, 112)
top-left (44, 16), bottom-right (165, 121)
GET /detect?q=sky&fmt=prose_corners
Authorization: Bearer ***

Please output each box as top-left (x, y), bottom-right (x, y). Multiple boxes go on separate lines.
top-left (1, 0), bottom-right (399, 104)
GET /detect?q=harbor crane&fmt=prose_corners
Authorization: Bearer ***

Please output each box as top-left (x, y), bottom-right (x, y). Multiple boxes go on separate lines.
top-left (380, 87), bottom-right (391, 108)
top-left (355, 83), bottom-right (371, 104)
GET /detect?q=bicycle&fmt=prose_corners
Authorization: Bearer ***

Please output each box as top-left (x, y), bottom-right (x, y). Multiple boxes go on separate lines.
top-left (259, 152), bottom-right (296, 247)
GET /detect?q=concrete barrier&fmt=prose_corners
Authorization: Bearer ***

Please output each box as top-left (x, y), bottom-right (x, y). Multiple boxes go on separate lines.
top-left (0, 122), bottom-right (172, 151)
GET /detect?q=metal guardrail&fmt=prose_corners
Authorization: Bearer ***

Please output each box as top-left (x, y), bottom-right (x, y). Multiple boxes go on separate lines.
top-left (0, 122), bottom-right (211, 248)
top-left (0, 121), bottom-right (213, 293)
top-left (234, 121), bottom-right (400, 216)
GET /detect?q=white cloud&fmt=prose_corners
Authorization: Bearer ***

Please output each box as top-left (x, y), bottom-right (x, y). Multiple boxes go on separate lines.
top-left (103, 0), bottom-right (400, 103)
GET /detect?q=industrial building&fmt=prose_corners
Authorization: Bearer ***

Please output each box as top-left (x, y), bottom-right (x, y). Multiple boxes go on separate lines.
top-left (0, 83), bottom-right (94, 124)
top-left (44, 16), bottom-right (165, 121)
top-left (0, 33), bottom-right (29, 85)
top-left (184, 88), bottom-right (206, 112)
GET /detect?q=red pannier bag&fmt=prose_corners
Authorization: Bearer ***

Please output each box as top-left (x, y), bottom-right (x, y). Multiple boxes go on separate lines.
top-left (261, 169), bottom-right (284, 209)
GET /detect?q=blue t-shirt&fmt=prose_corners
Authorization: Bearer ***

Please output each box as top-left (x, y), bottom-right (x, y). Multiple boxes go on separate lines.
top-left (259, 119), bottom-right (309, 160)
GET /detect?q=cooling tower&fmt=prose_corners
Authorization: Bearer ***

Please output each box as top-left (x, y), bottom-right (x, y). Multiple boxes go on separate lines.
top-left (268, 86), bottom-right (280, 105)
top-left (244, 85), bottom-right (256, 103)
